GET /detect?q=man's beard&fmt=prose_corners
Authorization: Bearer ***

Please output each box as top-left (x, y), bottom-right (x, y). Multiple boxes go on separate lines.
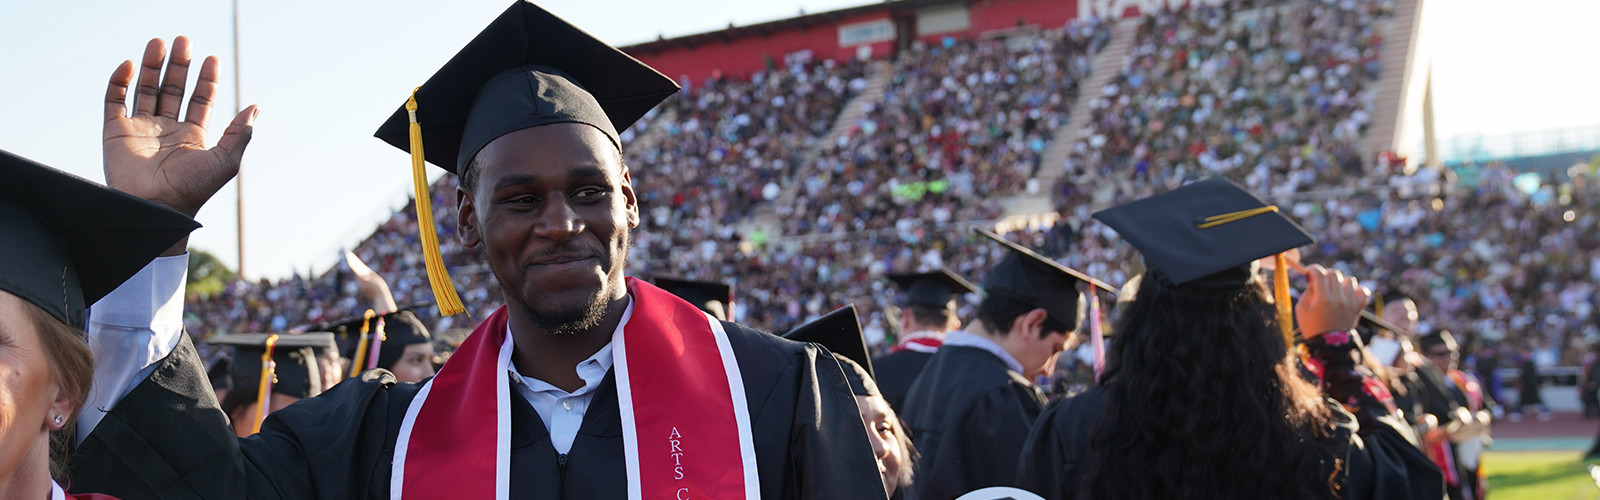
top-left (519, 229), bottom-right (631, 336)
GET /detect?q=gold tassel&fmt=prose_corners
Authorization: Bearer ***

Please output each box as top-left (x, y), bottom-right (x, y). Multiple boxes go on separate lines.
top-left (1274, 254), bottom-right (1294, 350)
top-left (408, 91), bottom-right (467, 316)
top-left (253, 334), bottom-right (279, 435)
top-left (1197, 205), bottom-right (1279, 228)
top-left (348, 309), bottom-right (376, 378)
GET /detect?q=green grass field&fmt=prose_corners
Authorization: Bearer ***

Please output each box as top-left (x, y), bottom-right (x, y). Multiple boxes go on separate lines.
top-left (1486, 451), bottom-right (1599, 500)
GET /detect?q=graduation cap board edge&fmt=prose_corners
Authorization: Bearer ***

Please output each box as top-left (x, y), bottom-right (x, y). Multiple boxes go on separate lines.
top-left (974, 229), bottom-right (1116, 294)
top-left (973, 228), bottom-right (1115, 333)
top-left (782, 305), bottom-right (877, 396)
top-left (371, 0), bottom-right (681, 317)
top-left (210, 332), bottom-right (336, 434)
top-left (0, 148), bottom-right (199, 328)
top-left (886, 269), bottom-right (979, 310)
top-left (652, 277), bottom-right (733, 321)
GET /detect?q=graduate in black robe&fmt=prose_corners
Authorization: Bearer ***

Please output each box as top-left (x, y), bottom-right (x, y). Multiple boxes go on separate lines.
top-left (873, 269), bottom-right (978, 412)
top-left (70, 321), bottom-right (879, 499)
top-left (68, 3), bottom-right (883, 499)
top-left (1017, 178), bottom-right (1443, 499)
top-left (900, 230), bottom-right (1115, 500)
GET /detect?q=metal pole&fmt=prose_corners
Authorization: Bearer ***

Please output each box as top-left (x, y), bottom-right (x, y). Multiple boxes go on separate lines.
top-left (233, 0), bottom-right (246, 279)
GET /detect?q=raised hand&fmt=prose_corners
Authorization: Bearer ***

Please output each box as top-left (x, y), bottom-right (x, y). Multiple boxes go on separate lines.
top-left (103, 36), bottom-right (257, 218)
top-left (1294, 264), bottom-right (1372, 338)
top-left (345, 249), bottom-right (398, 313)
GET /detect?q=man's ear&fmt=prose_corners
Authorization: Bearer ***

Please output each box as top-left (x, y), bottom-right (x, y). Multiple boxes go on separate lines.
top-left (1012, 308), bottom-right (1050, 339)
top-left (457, 185), bottom-right (481, 249)
top-left (619, 163), bottom-right (640, 229)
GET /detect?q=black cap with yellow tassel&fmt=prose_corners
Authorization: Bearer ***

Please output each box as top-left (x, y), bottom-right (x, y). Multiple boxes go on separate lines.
top-left (1092, 177), bottom-right (1316, 348)
top-left (372, 1), bottom-right (681, 316)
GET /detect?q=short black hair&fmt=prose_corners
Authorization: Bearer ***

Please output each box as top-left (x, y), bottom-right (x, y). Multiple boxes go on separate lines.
top-left (905, 304), bottom-right (953, 329)
top-left (976, 294), bottom-right (1072, 339)
top-left (459, 157), bottom-right (484, 193)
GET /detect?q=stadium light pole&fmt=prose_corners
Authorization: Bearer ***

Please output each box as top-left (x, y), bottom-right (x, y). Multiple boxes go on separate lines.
top-left (233, 0), bottom-right (246, 280)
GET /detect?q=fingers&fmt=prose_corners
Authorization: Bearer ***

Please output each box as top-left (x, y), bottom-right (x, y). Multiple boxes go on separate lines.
top-left (215, 105), bottom-right (259, 169)
top-left (155, 36), bottom-right (194, 120)
top-left (1304, 264), bottom-right (1329, 299)
top-left (132, 38), bottom-right (166, 117)
top-left (186, 56), bottom-right (221, 128)
top-left (104, 60), bottom-right (135, 121)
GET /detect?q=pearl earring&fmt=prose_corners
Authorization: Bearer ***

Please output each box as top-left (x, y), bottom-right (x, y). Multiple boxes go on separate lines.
top-left (53, 415), bottom-right (64, 426)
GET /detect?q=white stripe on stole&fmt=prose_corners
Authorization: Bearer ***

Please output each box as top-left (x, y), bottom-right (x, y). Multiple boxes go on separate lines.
top-left (613, 312), bottom-right (644, 500)
top-left (706, 313), bottom-right (761, 498)
top-left (390, 332), bottom-right (515, 500)
top-left (389, 377), bottom-right (432, 499)
top-left (494, 331), bottom-right (514, 500)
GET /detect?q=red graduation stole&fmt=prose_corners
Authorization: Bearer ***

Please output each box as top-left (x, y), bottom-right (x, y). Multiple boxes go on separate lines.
top-left (53, 481), bottom-right (119, 500)
top-left (894, 331), bottom-right (943, 354)
top-left (392, 278), bottom-right (759, 499)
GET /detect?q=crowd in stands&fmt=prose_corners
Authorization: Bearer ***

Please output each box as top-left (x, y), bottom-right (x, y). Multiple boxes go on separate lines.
top-left (182, 0), bottom-right (1600, 378)
top-left (786, 19), bottom-right (1110, 237)
top-left (1055, 0), bottom-right (1390, 213)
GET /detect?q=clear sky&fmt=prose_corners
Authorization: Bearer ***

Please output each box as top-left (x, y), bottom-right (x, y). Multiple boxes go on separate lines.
top-left (1, 0), bottom-right (1594, 280)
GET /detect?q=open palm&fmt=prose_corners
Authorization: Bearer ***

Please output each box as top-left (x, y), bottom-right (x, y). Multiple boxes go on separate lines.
top-left (103, 37), bottom-right (256, 218)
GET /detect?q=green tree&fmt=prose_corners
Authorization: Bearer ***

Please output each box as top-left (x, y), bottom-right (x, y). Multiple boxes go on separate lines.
top-left (187, 248), bottom-right (238, 297)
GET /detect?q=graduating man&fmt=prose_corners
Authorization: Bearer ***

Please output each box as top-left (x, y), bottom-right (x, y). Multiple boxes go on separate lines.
top-left (899, 230), bottom-right (1113, 500)
top-left (872, 269), bottom-right (977, 412)
top-left (68, 3), bottom-right (882, 499)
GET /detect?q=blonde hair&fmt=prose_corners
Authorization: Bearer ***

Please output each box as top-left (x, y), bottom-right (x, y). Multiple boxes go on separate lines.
top-left (21, 301), bottom-right (94, 483)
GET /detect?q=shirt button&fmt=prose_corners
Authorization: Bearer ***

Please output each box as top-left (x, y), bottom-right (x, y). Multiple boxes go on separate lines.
top-left (562, 399), bottom-right (574, 411)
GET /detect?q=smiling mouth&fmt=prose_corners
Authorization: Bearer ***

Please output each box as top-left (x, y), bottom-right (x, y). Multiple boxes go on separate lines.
top-left (536, 255), bottom-right (595, 265)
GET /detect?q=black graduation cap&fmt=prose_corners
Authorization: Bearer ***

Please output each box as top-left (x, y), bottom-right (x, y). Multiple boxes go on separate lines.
top-left (887, 269), bottom-right (978, 310)
top-left (975, 229), bottom-right (1115, 330)
top-left (1355, 309), bottom-right (1409, 344)
top-left (653, 277), bottom-right (733, 322)
top-left (1376, 281), bottom-right (1417, 314)
top-left (373, 0), bottom-right (681, 173)
top-left (212, 333), bottom-right (335, 414)
top-left (1092, 177), bottom-right (1314, 287)
top-left (0, 149), bottom-right (198, 327)
top-left (315, 308), bottom-right (433, 371)
top-left (783, 305), bottom-right (878, 396)
top-left (370, 1), bottom-right (680, 317)
top-left (1417, 330), bottom-right (1458, 353)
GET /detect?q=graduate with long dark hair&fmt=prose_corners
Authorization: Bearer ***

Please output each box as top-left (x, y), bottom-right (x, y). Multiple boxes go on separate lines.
top-left (1016, 178), bottom-right (1443, 499)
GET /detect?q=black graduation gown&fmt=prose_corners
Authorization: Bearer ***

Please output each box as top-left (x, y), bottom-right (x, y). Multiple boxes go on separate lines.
top-left (899, 345), bottom-right (1045, 500)
top-left (872, 349), bottom-right (933, 412)
top-left (1014, 332), bottom-right (1444, 500)
top-left (1415, 363), bottom-right (1462, 424)
top-left (1013, 388), bottom-right (1443, 500)
top-left (68, 322), bottom-right (887, 500)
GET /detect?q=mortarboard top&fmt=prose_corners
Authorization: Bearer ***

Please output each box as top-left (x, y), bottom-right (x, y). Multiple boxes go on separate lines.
top-left (1092, 177), bottom-right (1314, 287)
top-left (373, 0), bottom-right (680, 174)
top-left (887, 269), bottom-right (978, 310)
top-left (0, 149), bottom-right (198, 327)
top-left (783, 305), bottom-right (877, 395)
top-left (975, 229), bottom-right (1114, 330)
top-left (653, 277), bottom-right (733, 321)
top-left (212, 333), bottom-right (335, 403)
